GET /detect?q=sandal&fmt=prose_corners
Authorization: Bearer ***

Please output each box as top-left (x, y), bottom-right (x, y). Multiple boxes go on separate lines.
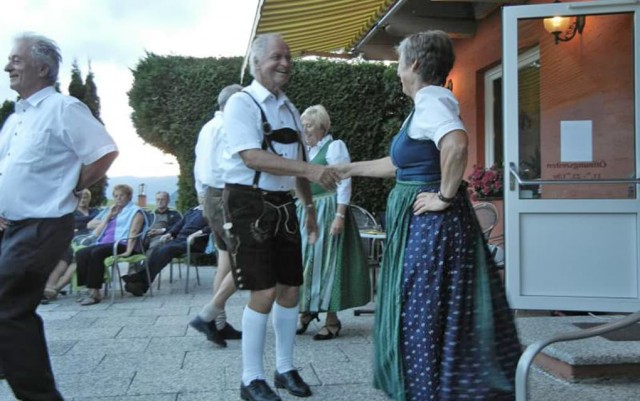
top-left (296, 312), bottom-right (319, 335)
top-left (79, 296), bottom-right (101, 306)
top-left (313, 320), bottom-right (342, 341)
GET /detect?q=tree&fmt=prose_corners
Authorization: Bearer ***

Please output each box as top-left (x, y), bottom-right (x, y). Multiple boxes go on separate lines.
top-left (68, 60), bottom-right (108, 206)
top-left (84, 62), bottom-right (103, 123)
top-left (129, 55), bottom-right (410, 213)
top-left (68, 60), bottom-right (85, 101)
top-left (0, 100), bottom-right (15, 130)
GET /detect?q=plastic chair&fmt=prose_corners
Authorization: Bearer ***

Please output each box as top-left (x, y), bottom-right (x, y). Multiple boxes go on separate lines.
top-left (160, 232), bottom-right (216, 293)
top-left (103, 211), bottom-right (153, 304)
top-left (350, 204), bottom-right (382, 316)
top-left (473, 201), bottom-right (499, 239)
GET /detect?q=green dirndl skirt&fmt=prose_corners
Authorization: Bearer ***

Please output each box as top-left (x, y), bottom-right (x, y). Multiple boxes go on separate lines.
top-left (297, 192), bottom-right (371, 312)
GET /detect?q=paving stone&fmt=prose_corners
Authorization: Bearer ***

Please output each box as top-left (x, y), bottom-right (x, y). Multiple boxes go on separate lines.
top-left (117, 324), bottom-right (187, 339)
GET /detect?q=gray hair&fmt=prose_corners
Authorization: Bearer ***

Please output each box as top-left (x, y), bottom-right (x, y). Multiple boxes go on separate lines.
top-left (15, 32), bottom-right (62, 84)
top-left (218, 84), bottom-right (243, 111)
top-left (301, 104), bottom-right (331, 134)
top-left (249, 33), bottom-right (286, 77)
top-left (156, 191), bottom-right (170, 201)
top-left (396, 30), bottom-right (455, 86)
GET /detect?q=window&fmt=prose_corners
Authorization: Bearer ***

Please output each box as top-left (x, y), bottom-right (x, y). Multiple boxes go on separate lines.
top-left (484, 47), bottom-right (540, 171)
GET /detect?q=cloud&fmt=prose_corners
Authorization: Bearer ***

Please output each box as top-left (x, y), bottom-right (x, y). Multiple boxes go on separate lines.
top-left (0, 0), bottom-right (258, 177)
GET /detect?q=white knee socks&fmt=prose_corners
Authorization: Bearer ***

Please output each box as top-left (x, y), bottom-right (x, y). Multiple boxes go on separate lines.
top-left (272, 302), bottom-right (299, 374)
top-left (241, 306), bottom-right (268, 385)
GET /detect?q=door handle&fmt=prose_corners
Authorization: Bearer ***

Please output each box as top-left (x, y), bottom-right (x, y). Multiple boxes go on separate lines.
top-left (509, 162), bottom-right (640, 190)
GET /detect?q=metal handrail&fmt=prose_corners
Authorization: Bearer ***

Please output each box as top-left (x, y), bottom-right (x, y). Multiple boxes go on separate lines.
top-left (509, 162), bottom-right (640, 186)
top-left (516, 311), bottom-right (640, 400)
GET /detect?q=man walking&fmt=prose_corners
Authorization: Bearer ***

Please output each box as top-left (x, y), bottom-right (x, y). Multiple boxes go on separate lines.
top-left (222, 33), bottom-right (340, 401)
top-left (0, 33), bottom-right (118, 400)
top-left (190, 83), bottom-right (244, 348)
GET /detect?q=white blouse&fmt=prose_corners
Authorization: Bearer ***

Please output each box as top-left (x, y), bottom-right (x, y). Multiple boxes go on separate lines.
top-left (307, 135), bottom-right (352, 205)
top-left (407, 85), bottom-right (466, 149)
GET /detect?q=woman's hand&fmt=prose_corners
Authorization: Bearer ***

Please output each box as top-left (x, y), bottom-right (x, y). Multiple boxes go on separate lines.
top-left (108, 204), bottom-right (120, 219)
top-left (333, 163), bottom-right (353, 180)
top-left (330, 216), bottom-right (345, 236)
top-left (117, 249), bottom-right (133, 257)
top-left (412, 192), bottom-right (451, 215)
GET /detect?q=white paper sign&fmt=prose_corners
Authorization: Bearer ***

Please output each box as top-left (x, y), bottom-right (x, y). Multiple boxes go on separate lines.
top-left (560, 120), bottom-right (593, 162)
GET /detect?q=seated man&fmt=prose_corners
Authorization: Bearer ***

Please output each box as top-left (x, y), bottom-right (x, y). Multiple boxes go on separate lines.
top-left (145, 191), bottom-right (182, 250)
top-left (123, 202), bottom-right (210, 296)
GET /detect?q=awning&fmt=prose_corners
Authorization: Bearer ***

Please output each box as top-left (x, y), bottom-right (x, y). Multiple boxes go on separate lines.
top-left (248, 0), bottom-right (397, 57)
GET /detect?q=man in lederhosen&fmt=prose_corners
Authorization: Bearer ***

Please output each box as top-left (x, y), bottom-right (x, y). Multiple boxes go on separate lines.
top-left (221, 33), bottom-right (340, 401)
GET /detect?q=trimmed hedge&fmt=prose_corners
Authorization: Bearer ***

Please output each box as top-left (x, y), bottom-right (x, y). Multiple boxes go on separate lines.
top-left (129, 55), bottom-right (412, 215)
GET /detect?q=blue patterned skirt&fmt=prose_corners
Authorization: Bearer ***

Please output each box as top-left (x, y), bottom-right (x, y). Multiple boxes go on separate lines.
top-left (373, 181), bottom-right (520, 401)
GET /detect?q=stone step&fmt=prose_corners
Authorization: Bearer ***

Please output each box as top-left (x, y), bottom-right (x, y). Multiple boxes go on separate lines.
top-left (516, 315), bottom-right (640, 380)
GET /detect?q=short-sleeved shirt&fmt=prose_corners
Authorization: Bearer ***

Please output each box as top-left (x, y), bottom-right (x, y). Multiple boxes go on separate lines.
top-left (407, 85), bottom-right (466, 149)
top-left (0, 86), bottom-right (118, 220)
top-left (221, 80), bottom-right (303, 192)
top-left (194, 111), bottom-right (225, 193)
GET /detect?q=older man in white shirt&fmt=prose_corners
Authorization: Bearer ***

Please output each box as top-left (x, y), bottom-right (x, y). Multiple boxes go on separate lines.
top-left (222, 33), bottom-right (340, 401)
top-left (190, 83), bottom-right (243, 348)
top-left (0, 32), bottom-right (117, 401)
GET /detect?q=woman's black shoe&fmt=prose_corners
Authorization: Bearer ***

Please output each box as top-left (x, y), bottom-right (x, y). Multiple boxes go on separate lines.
top-left (313, 320), bottom-right (342, 341)
top-left (296, 312), bottom-right (319, 335)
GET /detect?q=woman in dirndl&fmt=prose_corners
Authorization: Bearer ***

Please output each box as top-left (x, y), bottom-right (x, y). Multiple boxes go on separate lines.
top-left (338, 31), bottom-right (521, 401)
top-left (296, 105), bottom-right (370, 340)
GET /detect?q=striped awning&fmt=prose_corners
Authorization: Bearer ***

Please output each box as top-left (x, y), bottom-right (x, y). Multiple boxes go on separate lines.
top-left (249, 0), bottom-right (397, 57)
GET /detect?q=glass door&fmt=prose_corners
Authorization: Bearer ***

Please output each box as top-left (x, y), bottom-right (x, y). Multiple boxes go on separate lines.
top-left (503, 0), bottom-right (640, 312)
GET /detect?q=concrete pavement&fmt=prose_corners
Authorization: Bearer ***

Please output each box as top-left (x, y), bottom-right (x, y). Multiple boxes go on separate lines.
top-left (1, 265), bottom-right (638, 400)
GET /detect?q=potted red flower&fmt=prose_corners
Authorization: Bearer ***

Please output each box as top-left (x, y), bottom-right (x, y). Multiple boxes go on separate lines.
top-left (467, 164), bottom-right (503, 201)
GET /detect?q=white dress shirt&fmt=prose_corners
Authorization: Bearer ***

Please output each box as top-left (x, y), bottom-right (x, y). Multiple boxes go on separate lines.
top-left (194, 111), bottom-right (226, 194)
top-left (221, 80), bottom-right (303, 191)
top-left (408, 85), bottom-right (466, 148)
top-left (308, 135), bottom-right (352, 205)
top-left (0, 86), bottom-right (118, 220)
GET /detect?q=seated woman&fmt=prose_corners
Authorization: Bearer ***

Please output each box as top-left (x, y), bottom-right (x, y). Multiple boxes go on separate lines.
top-left (43, 189), bottom-right (102, 301)
top-left (74, 189), bottom-right (101, 236)
top-left (75, 184), bottom-right (145, 305)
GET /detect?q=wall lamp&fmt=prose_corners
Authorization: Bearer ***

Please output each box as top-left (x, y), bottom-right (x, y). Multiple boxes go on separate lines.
top-left (543, 0), bottom-right (586, 45)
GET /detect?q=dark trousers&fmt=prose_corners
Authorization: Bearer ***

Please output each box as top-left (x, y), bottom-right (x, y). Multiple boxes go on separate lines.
top-left (146, 240), bottom-right (191, 281)
top-left (75, 242), bottom-right (127, 289)
top-left (0, 214), bottom-right (74, 401)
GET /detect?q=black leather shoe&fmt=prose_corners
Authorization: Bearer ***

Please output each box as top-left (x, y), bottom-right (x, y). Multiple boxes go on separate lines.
top-left (274, 369), bottom-right (311, 397)
top-left (220, 322), bottom-right (242, 339)
top-left (189, 316), bottom-right (227, 347)
top-left (124, 282), bottom-right (147, 297)
top-left (240, 379), bottom-right (282, 401)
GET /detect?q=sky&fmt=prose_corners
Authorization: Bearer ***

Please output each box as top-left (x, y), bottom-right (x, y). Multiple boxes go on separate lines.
top-left (1, 0), bottom-right (259, 177)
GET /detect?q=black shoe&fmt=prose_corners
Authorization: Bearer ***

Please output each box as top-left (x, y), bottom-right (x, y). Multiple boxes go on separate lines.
top-left (274, 369), bottom-right (312, 397)
top-left (220, 322), bottom-right (242, 339)
top-left (296, 312), bottom-right (319, 335)
top-left (124, 282), bottom-right (147, 297)
top-left (122, 273), bottom-right (145, 284)
top-left (240, 379), bottom-right (281, 401)
top-left (189, 316), bottom-right (227, 347)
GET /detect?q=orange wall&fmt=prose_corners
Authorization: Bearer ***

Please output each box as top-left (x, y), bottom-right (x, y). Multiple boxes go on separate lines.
top-left (450, 0), bottom-right (635, 237)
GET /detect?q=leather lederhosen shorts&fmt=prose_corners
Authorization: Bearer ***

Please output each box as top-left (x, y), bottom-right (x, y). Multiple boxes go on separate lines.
top-left (222, 183), bottom-right (303, 291)
top-left (203, 186), bottom-right (228, 251)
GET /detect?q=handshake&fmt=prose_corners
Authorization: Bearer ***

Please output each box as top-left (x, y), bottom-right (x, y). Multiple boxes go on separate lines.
top-left (307, 163), bottom-right (351, 191)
